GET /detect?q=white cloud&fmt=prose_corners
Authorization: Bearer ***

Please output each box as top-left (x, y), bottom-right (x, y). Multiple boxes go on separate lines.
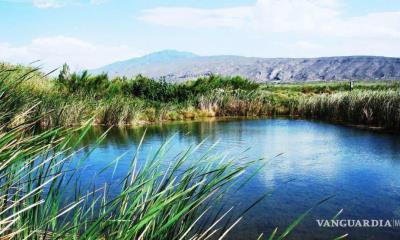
top-left (90, 0), bottom-right (107, 5)
top-left (4, 0), bottom-right (106, 9)
top-left (138, 0), bottom-right (400, 57)
top-left (32, 0), bottom-right (64, 8)
top-left (273, 38), bottom-right (400, 58)
top-left (0, 36), bottom-right (137, 71)
top-left (337, 12), bottom-right (400, 38)
top-left (139, 0), bottom-right (400, 39)
top-left (139, 7), bottom-right (253, 28)
top-left (251, 0), bottom-right (340, 34)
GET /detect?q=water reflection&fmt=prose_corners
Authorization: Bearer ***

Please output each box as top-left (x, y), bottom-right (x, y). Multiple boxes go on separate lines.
top-left (76, 118), bottom-right (400, 239)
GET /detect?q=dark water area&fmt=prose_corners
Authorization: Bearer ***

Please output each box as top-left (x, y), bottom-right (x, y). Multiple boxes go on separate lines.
top-left (73, 118), bottom-right (400, 239)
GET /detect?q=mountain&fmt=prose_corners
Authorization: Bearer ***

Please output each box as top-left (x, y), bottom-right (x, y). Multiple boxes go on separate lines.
top-left (92, 50), bottom-right (400, 82)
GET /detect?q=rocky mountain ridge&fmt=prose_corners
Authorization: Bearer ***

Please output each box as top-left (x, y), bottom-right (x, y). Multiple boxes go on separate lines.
top-left (92, 50), bottom-right (400, 82)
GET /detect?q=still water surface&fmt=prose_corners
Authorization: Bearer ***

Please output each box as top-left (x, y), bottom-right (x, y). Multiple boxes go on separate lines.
top-left (77, 118), bottom-right (400, 239)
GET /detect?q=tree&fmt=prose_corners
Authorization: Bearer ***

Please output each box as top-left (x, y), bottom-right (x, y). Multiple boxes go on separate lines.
top-left (57, 63), bottom-right (72, 92)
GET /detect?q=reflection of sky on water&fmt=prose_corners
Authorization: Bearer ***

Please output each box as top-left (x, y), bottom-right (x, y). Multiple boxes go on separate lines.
top-left (74, 119), bottom-right (400, 239)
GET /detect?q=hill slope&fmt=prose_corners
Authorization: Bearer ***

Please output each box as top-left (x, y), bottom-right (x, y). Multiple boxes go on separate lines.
top-left (92, 50), bottom-right (400, 82)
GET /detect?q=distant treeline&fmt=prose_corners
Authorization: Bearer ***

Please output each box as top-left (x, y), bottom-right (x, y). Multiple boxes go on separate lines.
top-left (56, 64), bottom-right (259, 102)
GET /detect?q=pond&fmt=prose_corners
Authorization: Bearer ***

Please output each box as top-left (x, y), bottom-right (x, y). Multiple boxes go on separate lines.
top-left (75, 118), bottom-right (400, 239)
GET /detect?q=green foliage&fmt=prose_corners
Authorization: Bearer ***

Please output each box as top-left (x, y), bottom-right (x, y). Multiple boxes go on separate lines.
top-left (263, 81), bottom-right (400, 94)
top-left (56, 65), bottom-right (110, 95)
top-left (4, 63), bottom-right (400, 129)
top-left (189, 74), bottom-right (259, 94)
top-left (55, 65), bottom-right (259, 102)
top-left (297, 90), bottom-right (400, 130)
top-left (57, 63), bottom-right (71, 88)
top-left (125, 75), bottom-right (190, 102)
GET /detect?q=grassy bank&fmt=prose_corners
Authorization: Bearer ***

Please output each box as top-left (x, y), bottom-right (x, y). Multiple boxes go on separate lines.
top-left (297, 90), bottom-right (400, 130)
top-left (1, 63), bottom-right (294, 127)
top-left (2, 63), bottom-right (400, 130)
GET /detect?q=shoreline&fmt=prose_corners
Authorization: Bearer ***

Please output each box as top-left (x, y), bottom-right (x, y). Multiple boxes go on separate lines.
top-left (83, 114), bottom-right (396, 134)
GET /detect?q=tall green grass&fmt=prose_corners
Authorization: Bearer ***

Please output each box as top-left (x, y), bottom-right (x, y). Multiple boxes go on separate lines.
top-left (297, 90), bottom-right (400, 130)
top-left (1, 64), bottom-right (268, 127)
top-left (0, 122), bottom-right (256, 239)
top-left (197, 89), bottom-right (297, 117)
top-left (3, 63), bottom-right (400, 130)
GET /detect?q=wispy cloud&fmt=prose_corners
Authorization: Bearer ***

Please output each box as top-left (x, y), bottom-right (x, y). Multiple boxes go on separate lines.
top-left (3, 0), bottom-right (107, 8)
top-left (32, 0), bottom-right (63, 8)
top-left (139, 6), bottom-right (253, 28)
top-left (0, 36), bottom-right (137, 71)
top-left (139, 0), bottom-right (400, 39)
top-left (90, 0), bottom-right (107, 5)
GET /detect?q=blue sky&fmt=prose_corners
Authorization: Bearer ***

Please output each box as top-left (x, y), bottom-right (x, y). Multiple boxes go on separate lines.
top-left (1, 0), bottom-right (400, 70)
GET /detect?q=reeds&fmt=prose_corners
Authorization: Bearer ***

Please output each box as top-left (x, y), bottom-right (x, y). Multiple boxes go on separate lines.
top-left (297, 90), bottom-right (400, 129)
top-left (0, 123), bottom-right (262, 239)
top-left (197, 89), bottom-right (297, 117)
top-left (3, 63), bottom-right (400, 130)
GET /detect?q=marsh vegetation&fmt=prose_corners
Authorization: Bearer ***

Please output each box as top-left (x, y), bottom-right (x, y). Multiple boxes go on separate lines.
top-left (2, 63), bottom-right (400, 130)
